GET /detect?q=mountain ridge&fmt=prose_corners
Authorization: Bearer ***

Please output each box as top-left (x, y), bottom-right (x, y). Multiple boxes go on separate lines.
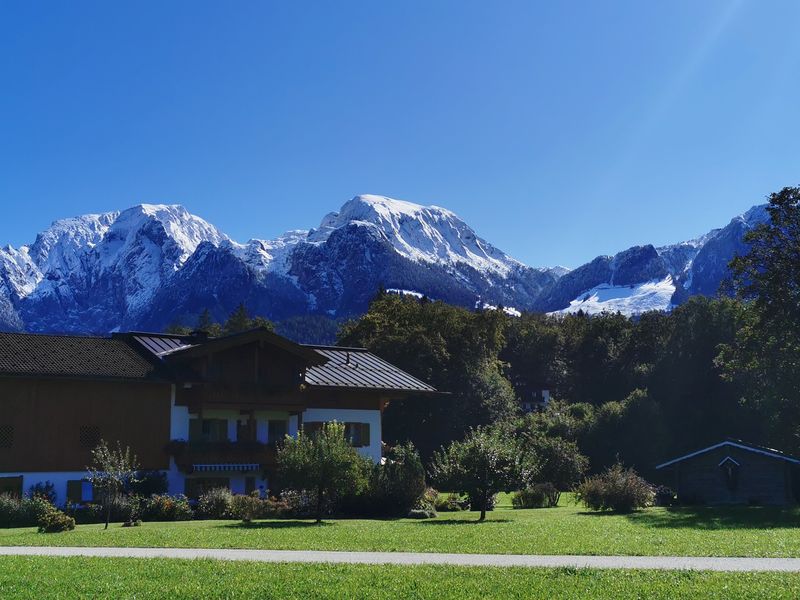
top-left (0, 195), bottom-right (768, 335)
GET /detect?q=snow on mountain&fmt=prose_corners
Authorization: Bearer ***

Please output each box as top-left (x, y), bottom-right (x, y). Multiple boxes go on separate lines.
top-left (309, 195), bottom-right (525, 276)
top-left (0, 195), bottom-right (773, 333)
top-left (554, 276), bottom-right (676, 316)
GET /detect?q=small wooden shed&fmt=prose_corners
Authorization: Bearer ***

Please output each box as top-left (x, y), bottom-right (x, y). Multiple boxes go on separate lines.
top-left (656, 439), bottom-right (800, 505)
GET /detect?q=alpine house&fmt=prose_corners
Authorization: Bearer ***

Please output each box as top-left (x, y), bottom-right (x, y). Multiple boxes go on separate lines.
top-left (0, 328), bottom-right (437, 504)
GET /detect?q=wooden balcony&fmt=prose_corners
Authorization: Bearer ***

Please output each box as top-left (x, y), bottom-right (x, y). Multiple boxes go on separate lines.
top-left (176, 381), bottom-right (306, 411)
top-left (166, 440), bottom-right (277, 473)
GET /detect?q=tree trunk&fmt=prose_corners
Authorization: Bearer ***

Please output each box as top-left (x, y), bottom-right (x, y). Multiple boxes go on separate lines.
top-left (104, 488), bottom-right (112, 530)
top-left (479, 489), bottom-right (487, 521)
top-left (316, 485), bottom-right (324, 524)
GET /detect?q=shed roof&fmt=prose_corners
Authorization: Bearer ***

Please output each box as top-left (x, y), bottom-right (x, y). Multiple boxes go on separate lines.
top-left (656, 439), bottom-right (800, 470)
top-left (303, 346), bottom-right (438, 394)
top-left (0, 332), bottom-right (163, 380)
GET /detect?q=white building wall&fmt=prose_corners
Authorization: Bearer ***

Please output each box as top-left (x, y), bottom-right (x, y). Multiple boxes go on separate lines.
top-left (302, 407), bottom-right (382, 463)
top-left (0, 471), bottom-right (93, 506)
top-left (170, 385), bottom-right (190, 440)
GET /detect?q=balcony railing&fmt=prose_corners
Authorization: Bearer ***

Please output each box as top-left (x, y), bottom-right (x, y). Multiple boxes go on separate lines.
top-left (165, 440), bottom-right (277, 473)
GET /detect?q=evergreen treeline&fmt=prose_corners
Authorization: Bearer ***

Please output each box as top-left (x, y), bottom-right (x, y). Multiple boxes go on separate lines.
top-left (341, 186), bottom-right (800, 480)
top-left (165, 186), bottom-right (800, 483)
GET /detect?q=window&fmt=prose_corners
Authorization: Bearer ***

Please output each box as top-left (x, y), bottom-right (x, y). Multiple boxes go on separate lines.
top-left (189, 419), bottom-right (228, 443)
top-left (0, 425), bottom-right (13, 449)
top-left (66, 480), bottom-right (93, 504)
top-left (185, 477), bottom-right (230, 499)
top-left (268, 420), bottom-right (288, 443)
top-left (302, 421), bottom-right (370, 447)
top-left (345, 423), bottom-right (370, 448)
top-left (0, 476), bottom-right (22, 497)
top-left (79, 425), bottom-right (101, 449)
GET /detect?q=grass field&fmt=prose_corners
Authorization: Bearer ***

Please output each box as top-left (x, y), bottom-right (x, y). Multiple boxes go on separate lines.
top-left (1, 556), bottom-right (800, 599)
top-left (2, 494), bottom-right (800, 557)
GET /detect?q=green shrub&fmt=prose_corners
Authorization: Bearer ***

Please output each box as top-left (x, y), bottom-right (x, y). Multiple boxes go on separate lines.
top-left (0, 494), bottom-right (56, 528)
top-left (142, 494), bottom-right (193, 521)
top-left (434, 492), bottom-right (466, 512)
top-left (28, 481), bottom-right (57, 505)
top-left (230, 492), bottom-right (263, 523)
top-left (512, 483), bottom-right (560, 509)
top-left (197, 488), bottom-right (233, 519)
top-left (66, 495), bottom-right (139, 525)
top-left (371, 442), bottom-right (427, 517)
top-left (575, 463), bottom-right (654, 513)
top-left (37, 506), bottom-right (76, 533)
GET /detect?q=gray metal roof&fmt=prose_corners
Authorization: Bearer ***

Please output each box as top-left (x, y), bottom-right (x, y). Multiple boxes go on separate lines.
top-left (132, 334), bottom-right (196, 357)
top-left (303, 346), bottom-right (437, 393)
top-left (0, 332), bottom-right (162, 380)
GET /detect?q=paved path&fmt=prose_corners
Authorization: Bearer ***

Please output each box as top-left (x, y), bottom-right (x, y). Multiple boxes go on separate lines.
top-left (1, 546), bottom-right (800, 572)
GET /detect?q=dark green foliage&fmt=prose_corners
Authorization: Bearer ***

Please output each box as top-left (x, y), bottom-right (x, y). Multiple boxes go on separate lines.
top-left (370, 442), bottom-right (427, 517)
top-left (434, 492), bottom-right (467, 512)
top-left (28, 481), bottom-right (56, 505)
top-left (430, 427), bottom-right (522, 521)
top-left (275, 314), bottom-right (340, 344)
top-left (197, 488), bottom-right (233, 519)
top-left (721, 186), bottom-right (800, 452)
top-left (141, 495), bottom-right (194, 521)
top-left (576, 463), bottom-right (654, 513)
top-left (339, 294), bottom-right (517, 459)
top-left (0, 494), bottom-right (53, 528)
top-left (37, 506), bottom-right (76, 533)
top-left (278, 421), bottom-right (372, 522)
top-left (512, 483), bottom-right (560, 509)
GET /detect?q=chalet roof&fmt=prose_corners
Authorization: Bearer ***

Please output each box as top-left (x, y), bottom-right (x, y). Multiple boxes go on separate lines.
top-left (302, 345), bottom-right (438, 394)
top-left (0, 332), bottom-right (163, 380)
top-left (0, 329), bottom-right (438, 394)
top-left (656, 439), bottom-right (800, 470)
top-left (157, 327), bottom-right (327, 366)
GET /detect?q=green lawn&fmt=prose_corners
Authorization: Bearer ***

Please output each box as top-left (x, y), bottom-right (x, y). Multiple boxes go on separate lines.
top-left (2, 494), bottom-right (800, 557)
top-left (1, 556), bottom-right (799, 599)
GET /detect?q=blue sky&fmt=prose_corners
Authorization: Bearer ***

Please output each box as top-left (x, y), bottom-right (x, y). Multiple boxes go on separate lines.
top-left (1, 1), bottom-right (799, 268)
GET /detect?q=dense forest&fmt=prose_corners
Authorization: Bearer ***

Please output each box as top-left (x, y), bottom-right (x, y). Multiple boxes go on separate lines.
top-left (176, 186), bottom-right (800, 484)
top-left (340, 186), bottom-right (800, 481)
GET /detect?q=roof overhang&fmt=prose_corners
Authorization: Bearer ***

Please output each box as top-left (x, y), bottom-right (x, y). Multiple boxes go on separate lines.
top-left (164, 327), bottom-right (328, 367)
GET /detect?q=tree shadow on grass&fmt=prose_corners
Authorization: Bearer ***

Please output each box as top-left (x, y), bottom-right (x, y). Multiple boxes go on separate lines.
top-left (418, 518), bottom-right (512, 525)
top-left (219, 520), bottom-right (334, 530)
top-left (616, 506), bottom-right (800, 530)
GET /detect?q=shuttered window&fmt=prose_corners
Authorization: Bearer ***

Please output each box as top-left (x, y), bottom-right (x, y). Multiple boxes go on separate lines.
top-left (302, 421), bottom-right (370, 447)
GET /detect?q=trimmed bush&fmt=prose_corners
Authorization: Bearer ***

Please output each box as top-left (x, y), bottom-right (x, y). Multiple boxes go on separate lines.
top-left (407, 508), bottom-right (436, 519)
top-left (512, 483), bottom-right (560, 509)
top-left (230, 492), bottom-right (263, 523)
top-left (141, 494), bottom-right (193, 521)
top-left (197, 488), bottom-right (233, 519)
top-left (37, 506), bottom-right (76, 533)
top-left (575, 463), bottom-right (654, 513)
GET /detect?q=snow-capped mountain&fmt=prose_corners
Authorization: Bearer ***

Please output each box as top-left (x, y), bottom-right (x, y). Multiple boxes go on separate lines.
top-left (0, 195), bottom-right (771, 334)
top-left (0, 195), bottom-right (561, 333)
top-left (538, 205), bottom-right (769, 315)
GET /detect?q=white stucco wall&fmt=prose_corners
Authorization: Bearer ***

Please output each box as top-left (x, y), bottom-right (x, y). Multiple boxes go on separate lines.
top-left (0, 471), bottom-right (93, 506)
top-left (301, 408), bottom-right (382, 463)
